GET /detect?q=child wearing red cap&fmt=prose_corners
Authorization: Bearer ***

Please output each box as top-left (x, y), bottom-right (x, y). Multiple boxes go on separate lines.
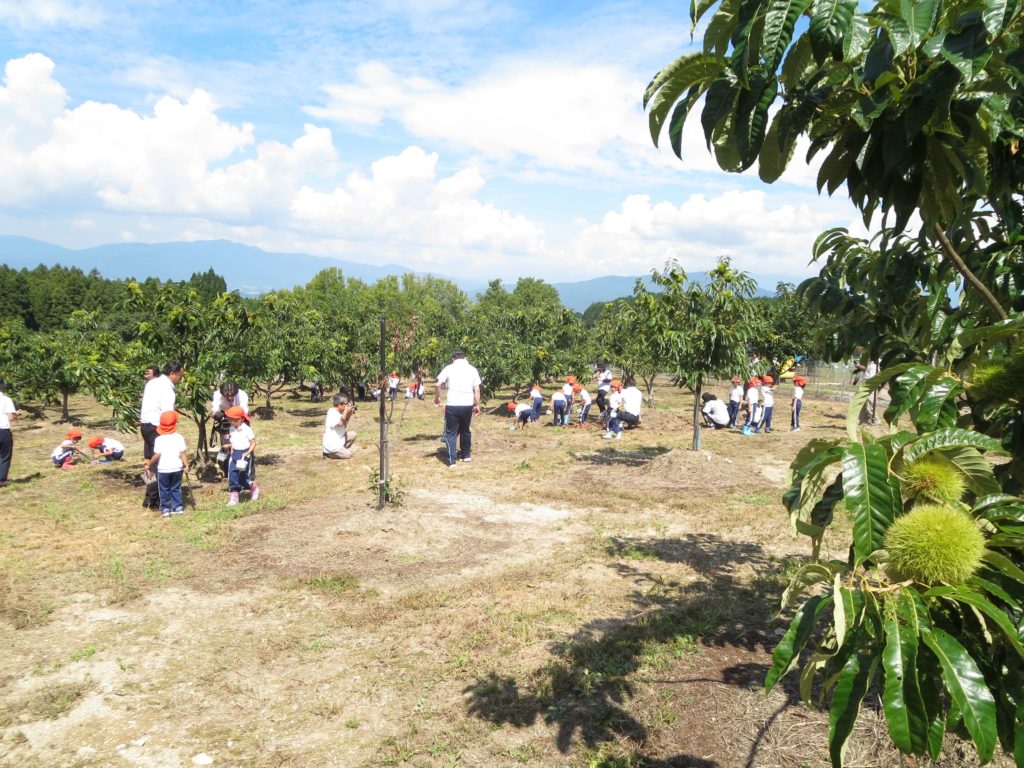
top-left (388, 372), bottom-right (400, 402)
top-left (224, 405), bottom-right (259, 505)
top-left (561, 376), bottom-right (576, 425)
top-left (145, 412), bottom-right (189, 517)
top-left (791, 375), bottom-right (806, 432)
top-left (574, 384), bottom-right (593, 425)
top-left (742, 377), bottom-right (762, 436)
top-left (88, 435), bottom-right (125, 463)
top-left (51, 429), bottom-right (85, 468)
top-left (756, 375), bottom-right (775, 433)
top-left (507, 401), bottom-right (533, 431)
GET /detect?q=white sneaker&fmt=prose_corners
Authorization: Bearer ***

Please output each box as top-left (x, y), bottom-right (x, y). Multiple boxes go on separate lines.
top-left (602, 432), bottom-right (614, 439)
top-left (250, 483), bottom-right (260, 501)
top-left (614, 432), bottom-right (622, 440)
top-left (228, 492), bottom-right (239, 506)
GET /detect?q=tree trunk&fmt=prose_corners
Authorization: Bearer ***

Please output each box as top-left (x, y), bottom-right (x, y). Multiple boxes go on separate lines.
top-left (61, 390), bottom-right (70, 421)
top-left (643, 376), bottom-right (655, 407)
top-left (692, 380), bottom-right (702, 451)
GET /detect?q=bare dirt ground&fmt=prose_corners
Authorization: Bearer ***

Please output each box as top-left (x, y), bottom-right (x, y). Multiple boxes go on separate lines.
top-left (0, 383), bottom-right (1006, 767)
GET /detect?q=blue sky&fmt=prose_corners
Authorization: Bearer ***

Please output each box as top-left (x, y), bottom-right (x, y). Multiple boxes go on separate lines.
top-left (0, 0), bottom-right (862, 283)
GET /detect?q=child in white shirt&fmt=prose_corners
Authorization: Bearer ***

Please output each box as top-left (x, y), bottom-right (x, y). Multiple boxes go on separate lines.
top-left (574, 385), bottom-right (593, 425)
top-left (728, 376), bottom-right (744, 427)
top-left (507, 401), bottom-right (533, 430)
top-left (224, 406), bottom-right (258, 505)
top-left (756, 376), bottom-right (775, 433)
top-left (530, 383), bottom-right (543, 422)
top-left (51, 429), bottom-right (84, 468)
top-left (791, 375), bottom-right (806, 432)
top-left (742, 377), bottom-right (762, 435)
top-left (146, 412), bottom-right (190, 517)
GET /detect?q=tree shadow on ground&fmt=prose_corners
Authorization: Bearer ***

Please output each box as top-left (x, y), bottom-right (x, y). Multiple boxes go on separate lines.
top-left (255, 453), bottom-right (282, 466)
top-left (404, 432), bottom-right (443, 443)
top-left (464, 534), bottom-right (804, 757)
top-left (100, 465), bottom-right (148, 488)
top-left (572, 446), bottom-right (671, 468)
top-left (287, 407), bottom-right (327, 418)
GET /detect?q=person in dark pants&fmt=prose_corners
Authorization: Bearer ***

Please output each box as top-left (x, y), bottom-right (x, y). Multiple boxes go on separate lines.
top-left (0, 376), bottom-right (23, 488)
top-left (139, 362), bottom-right (183, 507)
top-left (434, 351), bottom-right (482, 467)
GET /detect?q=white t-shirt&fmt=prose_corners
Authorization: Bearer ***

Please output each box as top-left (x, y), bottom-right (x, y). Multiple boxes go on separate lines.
top-left (388, 375), bottom-right (400, 389)
top-left (562, 383), bottom-right (573, 399)
top-left (729, 384), bottom-right (743, 403)
top-left (153, 432), bottom-right (187, 473)
top-left (101, 438), bottom-right (125, 453)
top-left (0, 393), bottom-right (14, 429)
top-left (530, 386), bottom-right (542, 400)
top-left (865, 361), bottom-right (878, 378)
top-left (436, 359), bottom-right (481, 407)
top-left (621, 386), bottom-right (642, 416)
top-left (228, 423), bottom-right (255, 451)
top-left (52, 440), bottom-right (76, 460)
top-left (140, 375), bottom-right (177, 426)
top-left (514, 403), bottom-right (532, 417)
top-left (322, 408), bottom-right (348, 453)
top-left (746, 386), bottom-right (760, 407)
top-left (597, 370), bottom-right (613, 392)
top-left (551, 392), bottom-right (566, 404)
top-left (703, 399), bottom-right (730, 426)
top-left (577, 388), bottom-right (592, 405)
top-left (607, 391), bottom-right (623, 417)
top-left (793, 385), bottom-right (804, 401)
top-left (211, 389), bottom-right (249, 415)
top-left (761, 386), bottom-right (775, 408)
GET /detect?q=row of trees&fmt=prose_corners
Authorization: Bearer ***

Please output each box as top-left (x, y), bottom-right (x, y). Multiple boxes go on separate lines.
top-left (0, 259), bottom-right (809, 455)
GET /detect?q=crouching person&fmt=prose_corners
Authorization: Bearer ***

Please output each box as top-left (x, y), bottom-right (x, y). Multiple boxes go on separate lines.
top-left (322, 393), bottom-right (357, 459)
top-left (88, 435), bottom-right (125, 463)
top-left (701, 393), bottom-right (730, 429)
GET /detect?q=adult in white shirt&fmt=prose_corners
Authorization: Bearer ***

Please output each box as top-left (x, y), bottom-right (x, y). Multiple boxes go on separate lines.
top-left (701, 393), bottom-right (730, 428)
top-left (595, 365), bottom-right (613, 412)
top-left (618, 379), bottom-right (643, 429)
top-left (322, 393), bottom-right (357, 459)
top-left (0, 376), bottom-right (24, 488)
top-left (140, 362), bottom-right (183, 461)
top-left (209, 380), bottom-right (249, 474)
top-left (434, 350), bottom-right (482, 467)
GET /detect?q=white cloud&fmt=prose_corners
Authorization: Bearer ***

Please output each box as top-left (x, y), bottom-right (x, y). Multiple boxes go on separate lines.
top-left (307, 60), bottom-right (642, 173)
top-left (563, 190), bottom-right (857, 279)
top-left (0, 0), bottom-right (102, 28)
top-left (0, 52), bottom-right (856, 284)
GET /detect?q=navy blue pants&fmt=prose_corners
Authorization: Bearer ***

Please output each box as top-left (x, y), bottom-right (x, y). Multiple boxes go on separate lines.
top-left (531, 397), bottom-right (543, 421)
top-left (727, 401), bottom-right (739, 427)
top-left (443, 405), bottom-right (473, 464)
top-left (792, 400), bottom-right (802, 429)
top-left (0, 428), bottom-right (12, 483)
top-left (158, 471), bottom-right (183, 512)
top-left (228, 449), bottom-right (255, 492)
top-left (552, 400), bottom-right (566, 425)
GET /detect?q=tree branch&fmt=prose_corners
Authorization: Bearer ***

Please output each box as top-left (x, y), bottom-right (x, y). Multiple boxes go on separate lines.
top-left (933, 223), bottom-right (1009, 321)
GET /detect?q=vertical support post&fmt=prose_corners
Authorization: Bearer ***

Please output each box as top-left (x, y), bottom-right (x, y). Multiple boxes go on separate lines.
top-left (378, 316), bottom-right (388, 509)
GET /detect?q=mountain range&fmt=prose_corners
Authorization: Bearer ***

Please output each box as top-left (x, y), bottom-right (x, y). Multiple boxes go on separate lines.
top-left (0, 235), bottom-right (774, 312)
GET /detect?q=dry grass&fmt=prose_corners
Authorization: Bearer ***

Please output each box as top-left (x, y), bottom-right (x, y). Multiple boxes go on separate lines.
top-left (0, 381), bottom-right (1009, 767)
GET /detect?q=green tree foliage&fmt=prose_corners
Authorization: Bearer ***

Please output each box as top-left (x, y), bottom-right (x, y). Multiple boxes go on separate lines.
top-left (648, 0), bottom-right (1024, 762)
top-left (462, 279), bottom-right (591, 399)
top-left (186, 268), bottom-right (228, 304)
top-left (750, 282), bottom-right (818, 367)
top-left (635, 258), bottom-right (757, 450)
top-left (592, 297), bottom-right (662, 405)
top-left (645, 0), bottom-right (1024, 322)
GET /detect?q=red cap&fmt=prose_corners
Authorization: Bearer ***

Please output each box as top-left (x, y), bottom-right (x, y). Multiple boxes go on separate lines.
top-left (762, 375), bottom-right (774, 384)
top-left (156, 411), bottom-right (178, 435)
top-left (66, 428), bottom-right (83, 439)
top-left (224, 406), bottom-right (249, 421)
top-left (87, 436), bottom-right (104, 449)
top-left (506, 402), bottom-right (516, 412)
top-left (610, 379), bottom-right (622, 390)
top-left (572, 384), bottom-right (582, 393)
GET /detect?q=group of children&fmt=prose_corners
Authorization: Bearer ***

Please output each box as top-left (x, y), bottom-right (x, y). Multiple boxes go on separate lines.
top-left (50, 429), bottom-right (125, 467)
top-left (505, 371), bottom-right (642, 441)
top-left (700, 373), bottom-right (807, 434)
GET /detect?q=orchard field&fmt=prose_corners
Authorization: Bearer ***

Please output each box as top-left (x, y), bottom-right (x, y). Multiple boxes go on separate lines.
top-left (0, 384), bottom-right (1005, 768)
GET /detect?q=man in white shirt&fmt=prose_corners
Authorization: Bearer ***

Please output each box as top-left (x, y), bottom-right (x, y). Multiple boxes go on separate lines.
top-left (434, 351), bottom-right (482, 467)
top-left (140, 362), bottom-right (183, 461)
top-left (0, 376), bottom-right (23, 488)
top-left (140, 362), bottom-right (183, 508)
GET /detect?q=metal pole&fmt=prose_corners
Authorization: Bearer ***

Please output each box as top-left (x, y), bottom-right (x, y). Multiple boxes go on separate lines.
top-left (378, 316), bottom-right (388, 509)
